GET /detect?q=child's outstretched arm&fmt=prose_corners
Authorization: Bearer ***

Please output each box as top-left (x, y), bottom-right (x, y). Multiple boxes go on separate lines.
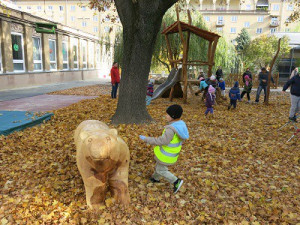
top-left (139, 128), bottom-right (175, 146)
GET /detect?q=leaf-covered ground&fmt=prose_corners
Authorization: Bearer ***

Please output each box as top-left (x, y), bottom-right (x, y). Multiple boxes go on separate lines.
top-left (0, 86), bottom-right (299, 224)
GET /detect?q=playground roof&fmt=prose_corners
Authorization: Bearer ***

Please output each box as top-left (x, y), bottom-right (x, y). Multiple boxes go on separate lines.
top-left (162, 21), bottom-right (220, 42)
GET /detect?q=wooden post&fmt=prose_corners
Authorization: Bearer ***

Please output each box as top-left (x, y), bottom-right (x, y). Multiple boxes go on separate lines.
top-left (208, 37), bottom-right (219, 77)
top-left (176, 6), bottom-right (188, 103)
top-left (165, 34), bottom-right (175, 69)
top-left (265, 38), bottom-right (281, 105)
top-left (207, 41), bottom-right (213, 77)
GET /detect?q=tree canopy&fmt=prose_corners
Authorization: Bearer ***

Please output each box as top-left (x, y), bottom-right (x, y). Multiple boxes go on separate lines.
top-left (243, 35), bottom-right (291, 72)
top-left (234, 28), bottom-right (251, 52)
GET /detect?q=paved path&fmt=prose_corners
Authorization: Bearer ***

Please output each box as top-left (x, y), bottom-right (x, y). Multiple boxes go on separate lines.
top-left (0, 95), bottom-right (98, 112)
top-left (0, 79), bottom-right (110, 102)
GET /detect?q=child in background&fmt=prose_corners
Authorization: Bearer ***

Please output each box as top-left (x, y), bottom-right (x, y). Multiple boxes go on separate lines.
top-left (139, 104), bottom-right (189, 194)
top-left (146, 79), bottom-right (155, 106)
top-left (241, 75), bottom-right (252, 103)
top-left (218, 78), bottom-right (226, 98)
top-left (195, 77), bottom-right (208, 96)
top-left (205, 85), bottom-right (215, 116)
top-left (228, 81), bottom-right (241, 110)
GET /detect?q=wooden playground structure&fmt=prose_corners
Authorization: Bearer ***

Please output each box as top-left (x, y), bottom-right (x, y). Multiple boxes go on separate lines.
top-left (161, 7), bottom-right (220, 103)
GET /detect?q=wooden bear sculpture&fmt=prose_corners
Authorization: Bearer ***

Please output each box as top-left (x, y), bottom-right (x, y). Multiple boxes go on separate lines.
top-left (74, 120), bottom-right (130, 209)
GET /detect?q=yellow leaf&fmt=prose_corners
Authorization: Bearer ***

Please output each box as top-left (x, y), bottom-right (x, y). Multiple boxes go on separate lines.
top-left (1, 218), bottom-right (8, 225)
top-left (105, 198), bottom-right (115, 207)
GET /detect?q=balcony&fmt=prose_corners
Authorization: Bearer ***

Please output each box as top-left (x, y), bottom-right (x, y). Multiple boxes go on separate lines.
top-left (270, 21), bottom-right (279, 27)
top-left (216, 21), bottom-right (225, 26)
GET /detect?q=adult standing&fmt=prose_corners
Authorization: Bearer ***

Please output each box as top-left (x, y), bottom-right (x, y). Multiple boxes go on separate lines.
top-left (216, 66), bottom-right (223, 81)
top-left (255, 67), bottom-right (275, 103)
top-left (110, 62), bottom-right (120, 99)
top-left (242, 68), bottom-right (252, 83)
top-left (282, 68), bottom-right (300, 122)
top-left (290, 67), bottom-right (298, 79)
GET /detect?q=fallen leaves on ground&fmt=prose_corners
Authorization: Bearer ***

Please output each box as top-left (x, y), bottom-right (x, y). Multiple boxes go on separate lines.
top-left (0, 86), bottom-right (299, 224)
top-left (48, 84), bottom-right (111, 96)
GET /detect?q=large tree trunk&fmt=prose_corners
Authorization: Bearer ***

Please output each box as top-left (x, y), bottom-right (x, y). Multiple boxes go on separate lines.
top-left (112, 0), bottom-right (177, 124)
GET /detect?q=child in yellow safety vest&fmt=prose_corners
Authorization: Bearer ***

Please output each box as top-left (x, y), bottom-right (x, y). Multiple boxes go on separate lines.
top-left (139, 104), bottom-right (189, 193)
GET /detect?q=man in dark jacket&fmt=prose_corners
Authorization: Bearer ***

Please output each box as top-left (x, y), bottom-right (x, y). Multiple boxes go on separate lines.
top-left (242, 68), bottom-right (252, 83)
top-left (216, 66), bottom-right (223, 81)
top-left (282, 69), bottom-right (300, 122)
top-left (255, 67), bottom-right (275, 103)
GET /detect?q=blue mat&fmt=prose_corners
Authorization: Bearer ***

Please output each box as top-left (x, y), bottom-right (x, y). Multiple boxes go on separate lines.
top-left (0, 111), bottom-right (54, 136)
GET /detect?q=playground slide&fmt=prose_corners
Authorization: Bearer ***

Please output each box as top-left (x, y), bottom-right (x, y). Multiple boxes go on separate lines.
top-left (151, 68), bottom-right (182, 101)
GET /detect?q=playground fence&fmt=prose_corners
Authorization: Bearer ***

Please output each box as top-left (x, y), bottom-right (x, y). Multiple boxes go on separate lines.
top-left (225, 73), bottom-right (279, 89)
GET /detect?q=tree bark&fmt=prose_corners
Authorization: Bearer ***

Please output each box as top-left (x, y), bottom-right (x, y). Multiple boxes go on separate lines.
top-left (112, 0), bottom-right (177, 124)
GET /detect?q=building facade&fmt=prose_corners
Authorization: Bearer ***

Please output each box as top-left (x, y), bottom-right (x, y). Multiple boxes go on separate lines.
top-left (12, 0), bottom-right (121, 40)
top-left (189, 0), bottom-right (298, 39)
top-left (275, 32), bottom-right (300, 81)
top-left (0, 5), bottom-right (113, 91)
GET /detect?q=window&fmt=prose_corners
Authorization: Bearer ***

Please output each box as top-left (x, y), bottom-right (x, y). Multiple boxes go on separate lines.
top-left (216, 27), bottom-right (223, 33)
top-left (246, 5), bottom-right (251, 10)
top-left (287, 4), bottom-right (293, 11)
top-left (70, 5), bottom-right (75, 11)
top-left (244, 22), bottom-right (250, 28)
top-left (104, 26), bottom-right (110, 33)
top-left (62, 41), bottom-right (68, 70)
top-left (49, 39), bottom-right (57, 70)
top-left (105, 17), bottom-right (110, 22)
top-left (48, 6), bottom-right (53, 11)
top-left (81, 40), bottom-right (87, 69)
top-left (11, 33), bottom-right (25, 72)
top-left (285, 28), bottom-right (290, 32)
top-left (82, 21), bottom-right (87, 27)
top-left (71, 16), bottom-right (75, 22)
top-left (258, 16), bottom-right (264, 22)
top-left (72, 39), bottom-right (78, 69)
top-left (93, 27), bottom-right (98, 32)
top-left (256, 28), bottom-right (262, 33)
top-left (37, 6), bottom-right (42, 11)
top-left (273, 4), bottom-right (279, 11)
top-left (230, 27), bottom-right (236, 33)
top-left (89, 42), bottom-right (94, 68)
top-left (93, 15), bottom-right (98, 21)
top-left (271, 17), bottom-right (278, 25)
top-left (270, 28), bottom-right (276, 34)
top-left (27, 6), bottom-right (31, 11)
top-left (18, 6), bottom-right (21, 10)
top-left (96, 44), bottom-right (100, 68)
top-left (231, 16), bottom-right (237, 22)
top-left (82, 6), bottom-right (86, 11)
top-left (59, 6), bottom-right (64, 11)
top-left (217, 16), bottom-right (224, 25)
top-left (33, 37), bottom-right (43, 71)
top-left (204, 16), bottom-right (210, 22)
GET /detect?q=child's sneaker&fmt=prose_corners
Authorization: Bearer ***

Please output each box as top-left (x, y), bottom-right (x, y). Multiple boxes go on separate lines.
top-left (289, 117), bottom-right (297, 122)
top-left (173, 179), bottom-right (183, 193)
top-left (149, 177), bottom-right (160, 183)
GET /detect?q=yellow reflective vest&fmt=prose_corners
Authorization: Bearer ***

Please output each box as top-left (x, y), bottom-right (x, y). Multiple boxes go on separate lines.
top-left (154, 129), bottom-right (182, 165)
